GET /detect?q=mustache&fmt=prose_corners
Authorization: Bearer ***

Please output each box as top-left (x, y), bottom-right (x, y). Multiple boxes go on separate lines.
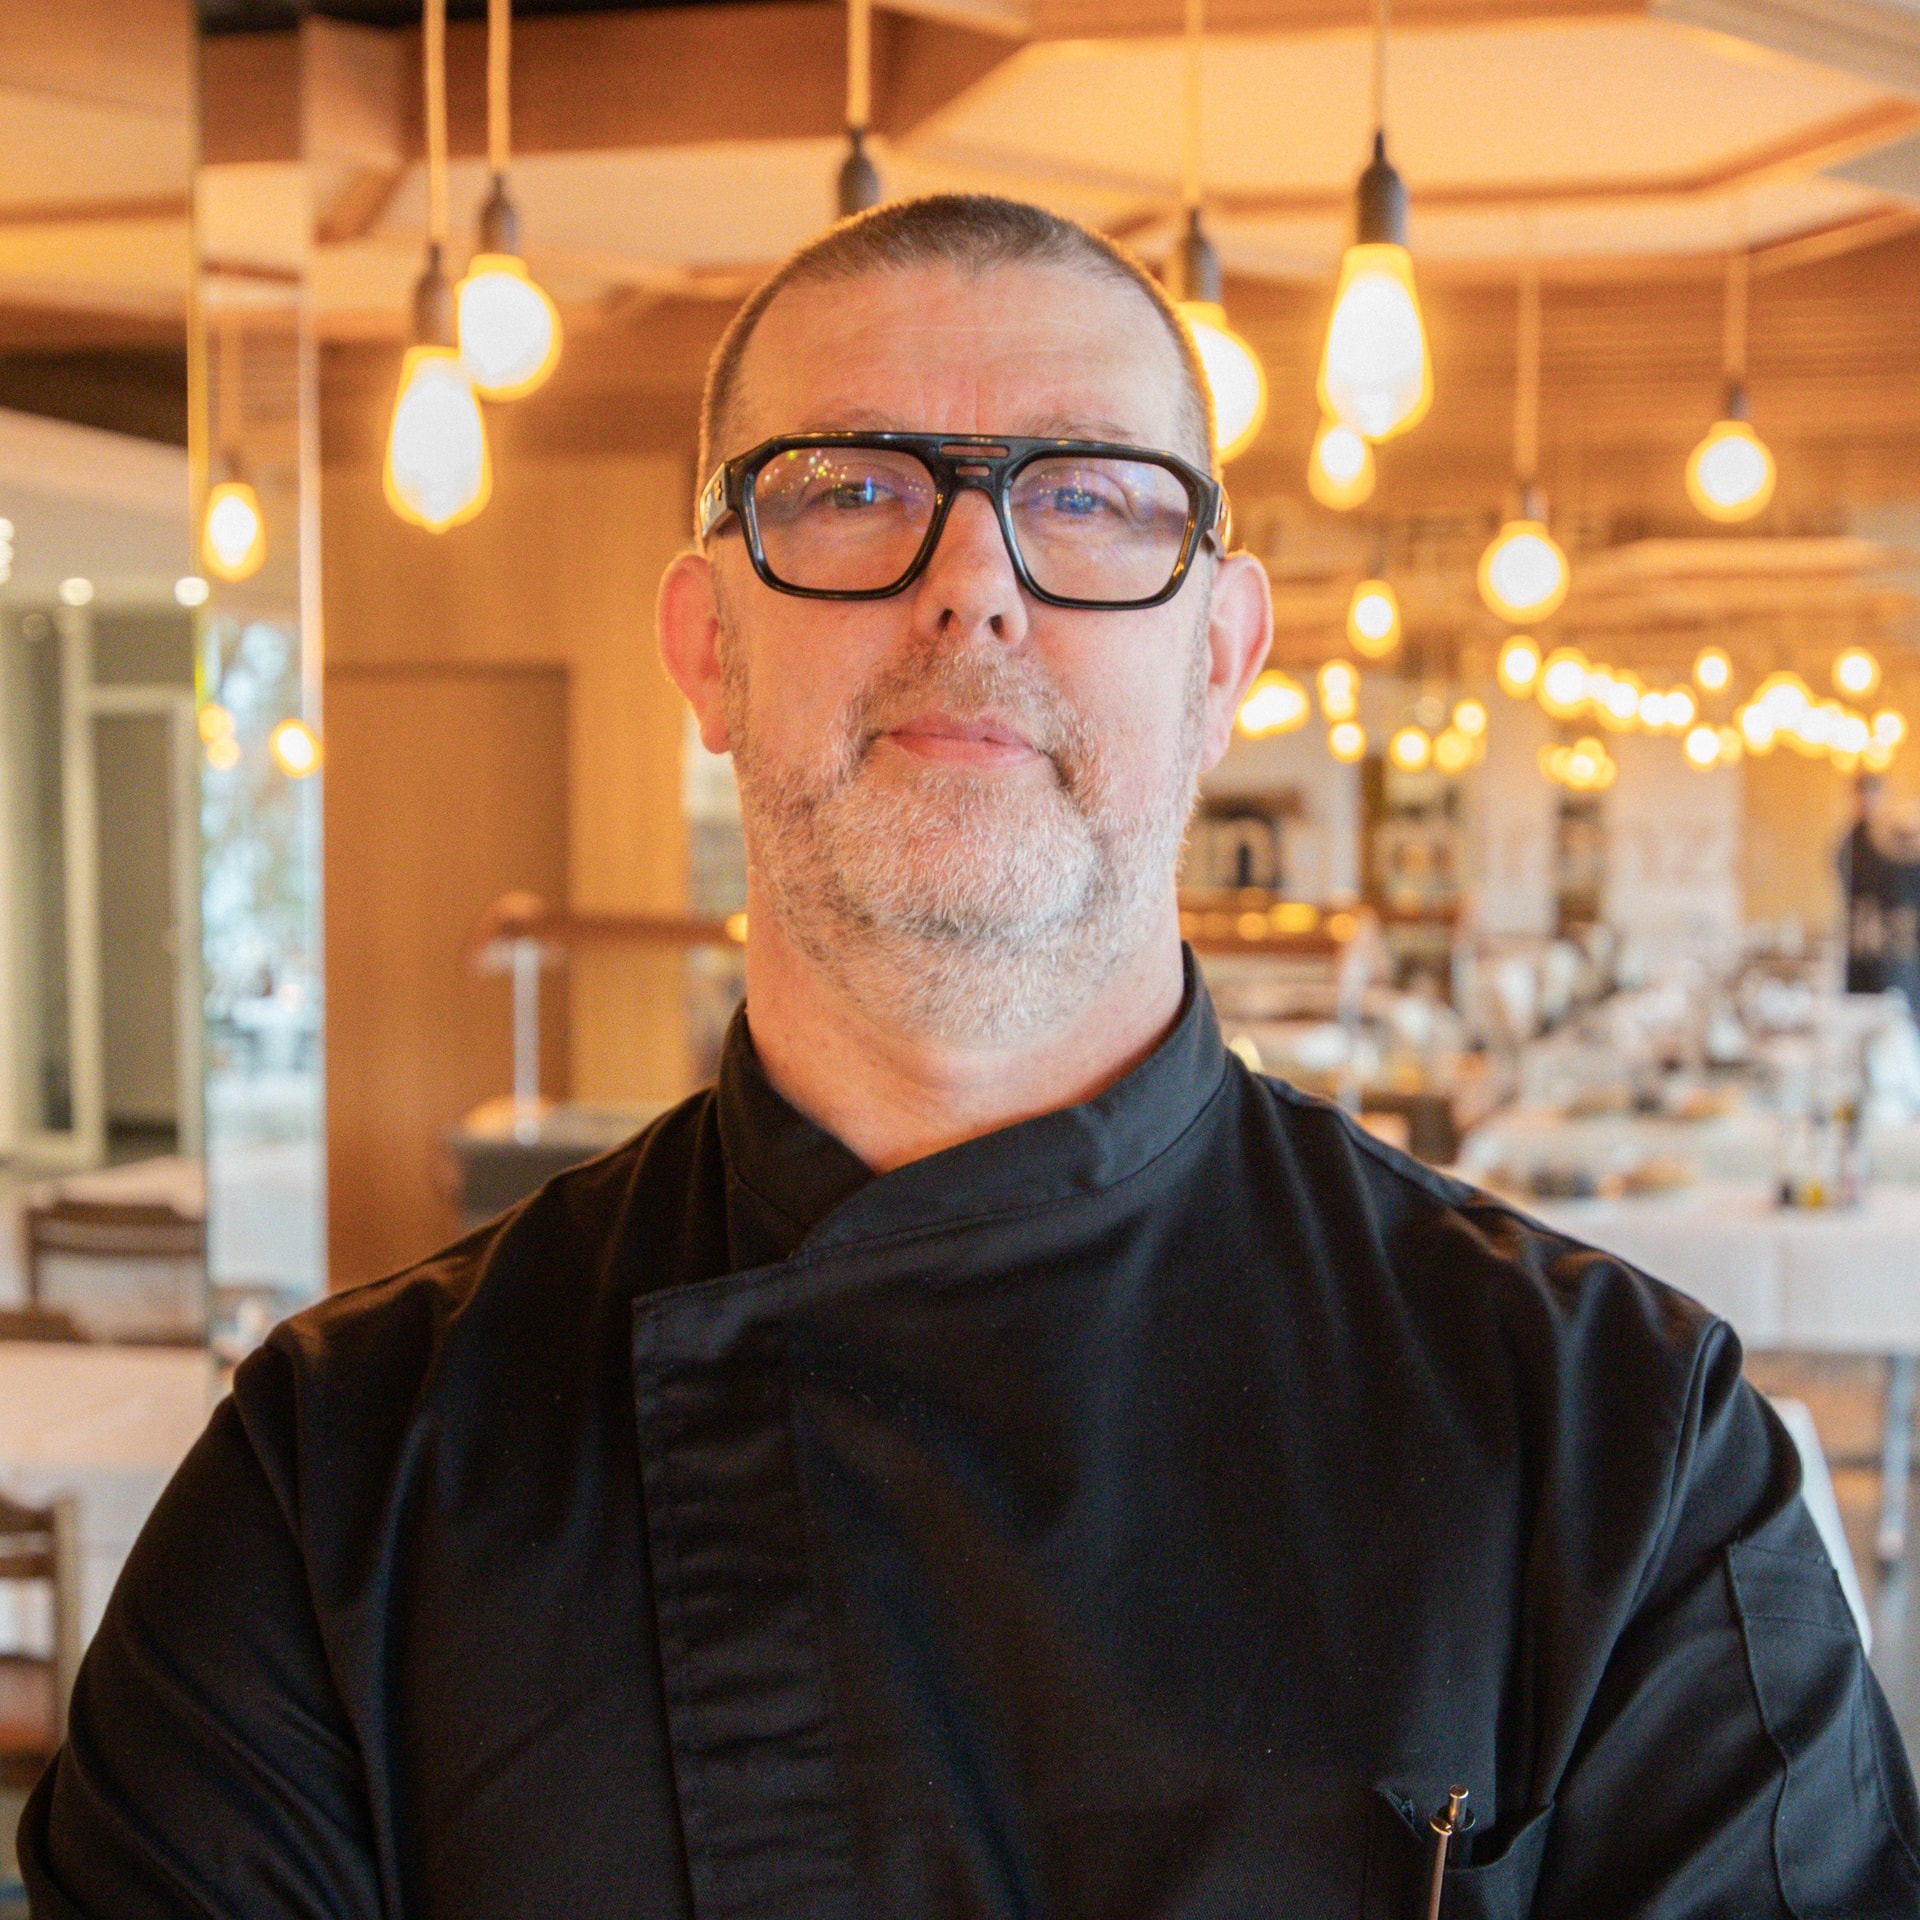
top-left (843, 641), bottom-right (1092, 782)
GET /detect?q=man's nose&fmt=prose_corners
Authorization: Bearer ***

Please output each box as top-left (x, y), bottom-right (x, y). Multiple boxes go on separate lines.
top-left (910, 486), bottom-right (1030, 647)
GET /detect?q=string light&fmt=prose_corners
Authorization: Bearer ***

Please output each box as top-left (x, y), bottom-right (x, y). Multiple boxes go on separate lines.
top-left (1328, 720), bottom-right (1368, 762)
top-left (1730, 671), bottom-right (1900, 772)
top-left (1433, 726), bottom-right (1477, 774)
top-left (1347, 578), bottom-right (1400, 658)
top-left (1317, 0), bottom-right (1430, 442)
top-left (1307, 418), bottom-right (1375, 510)
top-left (1480, 266), bottom-right (1569, 623)
top-left (1317, 659), bottom-right (1360, 721)
top-left (1683, 724), bottom-right (1721, 769)
top-left (387, 0), bottom-right (492, 531)
top-left (1236, 669), bottom-right (1310, 738)
top-left (1539, 735), bottom-right (1616, 791)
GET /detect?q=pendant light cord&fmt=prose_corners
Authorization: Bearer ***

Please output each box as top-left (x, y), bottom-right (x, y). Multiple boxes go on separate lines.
top-left (847, 0), bottom-right (871, 134)
top-left (1182, 0), bottom-right (1204, 212)
top-left (488, 0), bottom-right (510, 178)
top-left (1373, 0), bottom-right (1390, 140)
top-left (424, 0), bottom-right (448, 247)
top-left (1724, 247), bottom-right (1749, 386)
top-left (1515, 260), bottom-right (1540, 488)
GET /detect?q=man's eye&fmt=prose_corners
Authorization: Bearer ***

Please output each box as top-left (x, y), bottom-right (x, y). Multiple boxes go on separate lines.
top-left (1036, 485), bottom-right (1112, 517)
top-left (823, 479), bottom-right (884, 509)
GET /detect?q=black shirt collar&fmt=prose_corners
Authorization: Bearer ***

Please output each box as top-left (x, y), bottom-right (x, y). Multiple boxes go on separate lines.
top-left (715, 949), bottom-right (1227, 1267)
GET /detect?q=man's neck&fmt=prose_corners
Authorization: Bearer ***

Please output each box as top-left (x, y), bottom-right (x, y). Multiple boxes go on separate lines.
top-left (741, 897), bottom-right (1188, 1174)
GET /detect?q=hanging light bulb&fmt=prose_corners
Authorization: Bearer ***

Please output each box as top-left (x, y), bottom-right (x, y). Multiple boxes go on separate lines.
top-left (1452, 697), bottom-right (1488, 738)
top-left (1693, 645), bottom-right (1732, 693)
top-left (1834, 648), bottom-right (1880, 699)
top-left (456, 1), bottom-right (560, 400)
top-left (1237, 669), bottom-right (1310, 738)
top-left (387, 0), bottom-right (491, 532)
top-left (1347, 577), bottom-right (1400, 658)
top-left (202, 478), bottom-right (266, 581)
top-left (1318, 658), bottom-right (1361, 721)
top-left (837, 0), bottom-right (882, 215)
top-left (1480, 266), bottom-right (1567, 623)
top-left (1496, 635), bottom-right (1541, 698)
top-left (1480, 505), bottom-right (1568, 624)
top-left (1328, 720), bottom-right (1368, 763)
top-left (1317, 0), bottom-right (1430, 445)
top-left (203, 316), bottom-right (265, 581)
top-left (1308, 418), bottom-right (1375, 510)
top-left (1433, 727), bottom-right (1475, 774)
top-left (1170, 0), bottom-right (1266, 463)
top-left (1388, 723), bottom-right (1432, 772)
top-left (1686, 250), bottom-right (1775, 525)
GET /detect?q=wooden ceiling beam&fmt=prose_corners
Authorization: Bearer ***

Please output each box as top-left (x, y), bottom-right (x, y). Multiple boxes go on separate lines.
top-left (1032, 0), bottom-right (1648, 31)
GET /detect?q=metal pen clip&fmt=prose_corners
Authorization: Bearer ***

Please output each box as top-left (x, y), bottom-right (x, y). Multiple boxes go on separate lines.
top-left (1424, 1785), bottom-right (1474, 1920)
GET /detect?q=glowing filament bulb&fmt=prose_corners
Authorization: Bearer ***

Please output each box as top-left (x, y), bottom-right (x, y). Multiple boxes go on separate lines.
top-left (384, 346), bottom-right (492, 532)
top-left (457, 253), bottom-right (562, 399)
top-left (1388, 723), bottom-right (1432, 772)
top-left (1497, 636), bottom-right (1541, 698)
top-left (1834, 648), bottom-right (1880, 699)
top-left (1317, 659), bottom-right (1360, 722)
top-left (1328, 720), bottom-right (1367, 763)
top-left (1318, 243), bottom-right (1432, 443)
top-left (1693, 646), bottom-right (1732, 693)
top-left (1236, 669), bottom-right (1310, 739)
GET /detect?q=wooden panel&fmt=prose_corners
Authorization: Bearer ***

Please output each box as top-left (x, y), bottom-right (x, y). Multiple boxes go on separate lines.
top-left (324, 664), bottom-right (568, 1288)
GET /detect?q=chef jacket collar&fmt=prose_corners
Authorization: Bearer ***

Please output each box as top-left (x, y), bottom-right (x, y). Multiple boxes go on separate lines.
top-left (715, 947), bottom-right (1227, 1264)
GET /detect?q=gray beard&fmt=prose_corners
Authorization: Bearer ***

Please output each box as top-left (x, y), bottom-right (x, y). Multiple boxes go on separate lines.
top-left (721, 606), bottom-right (1208, 1047)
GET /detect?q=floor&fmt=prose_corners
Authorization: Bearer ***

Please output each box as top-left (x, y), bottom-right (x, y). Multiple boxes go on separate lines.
top-left (4, 1358), bottom-right (1918, 1906)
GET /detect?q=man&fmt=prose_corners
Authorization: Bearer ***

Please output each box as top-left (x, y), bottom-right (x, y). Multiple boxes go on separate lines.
top-left (22, 195), bottom-right (1919, 1918)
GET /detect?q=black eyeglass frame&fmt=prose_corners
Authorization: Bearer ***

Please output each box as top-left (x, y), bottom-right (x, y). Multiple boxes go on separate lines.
top-left (696, 432), bottom-right (1228, 611)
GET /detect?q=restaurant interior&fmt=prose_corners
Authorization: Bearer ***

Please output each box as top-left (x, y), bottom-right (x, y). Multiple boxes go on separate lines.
top-left (6, 0), bottom-right (1920, 1887)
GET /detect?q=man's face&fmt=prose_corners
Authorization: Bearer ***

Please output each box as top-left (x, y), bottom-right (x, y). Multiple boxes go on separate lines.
top-left (669, 259), bottom-right (1268, 1042)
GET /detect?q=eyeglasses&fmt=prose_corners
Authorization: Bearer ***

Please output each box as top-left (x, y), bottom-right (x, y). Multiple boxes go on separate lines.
top-left (697, 432), bottom-right (1226, 611)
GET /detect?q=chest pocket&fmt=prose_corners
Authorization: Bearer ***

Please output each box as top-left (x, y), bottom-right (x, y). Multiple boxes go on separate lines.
top-left (1365, 1792), bottom-right (1554, 1920)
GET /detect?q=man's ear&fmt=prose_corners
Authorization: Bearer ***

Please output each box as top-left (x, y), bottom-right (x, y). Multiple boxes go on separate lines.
top-left (658, 550), bottom-right (731, 755)
top-left (1197, 550), bottom-right (1273, 774)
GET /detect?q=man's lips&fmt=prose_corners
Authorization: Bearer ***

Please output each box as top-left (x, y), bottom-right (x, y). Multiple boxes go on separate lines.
top-left (880, 710), bottom-right (1043, 769)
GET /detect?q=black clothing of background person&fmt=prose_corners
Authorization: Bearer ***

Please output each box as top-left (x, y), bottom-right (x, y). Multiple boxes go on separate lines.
top-left (20, 967), bottom-right (1920, 1919)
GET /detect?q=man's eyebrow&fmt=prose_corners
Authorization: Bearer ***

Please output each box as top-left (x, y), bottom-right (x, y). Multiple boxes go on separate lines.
top-left (784, 411), bottom-right (1156, 444)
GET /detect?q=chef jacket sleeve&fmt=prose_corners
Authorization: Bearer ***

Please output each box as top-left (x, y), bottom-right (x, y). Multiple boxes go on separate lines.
top-left (15, 1351), bottom-right (382, 1920)
top-left (1530, 1319), bottom-right (1920, 1918)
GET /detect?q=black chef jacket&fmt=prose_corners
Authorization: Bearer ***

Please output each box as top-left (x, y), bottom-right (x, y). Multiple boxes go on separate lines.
top-left (20, 961), bottom-right (1920, 1919)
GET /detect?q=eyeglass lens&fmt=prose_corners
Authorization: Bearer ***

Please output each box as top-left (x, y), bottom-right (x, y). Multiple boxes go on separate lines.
top-left (748, 447), bottom-right (1195, 602)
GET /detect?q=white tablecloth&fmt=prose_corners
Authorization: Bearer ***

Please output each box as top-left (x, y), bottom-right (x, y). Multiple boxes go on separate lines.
top-left (0, 1344), bottom-right (218, 1649)
top-left (1526, 1180), bottom-right (1920, 1351)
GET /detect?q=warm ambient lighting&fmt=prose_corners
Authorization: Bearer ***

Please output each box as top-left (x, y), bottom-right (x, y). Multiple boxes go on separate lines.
top-left (1181, 301), bottom-right (1269, 462)
top-left (386, 344), bottom-right (492, 531)
top-left (202, 480), bottom-right (266, 581)
top-left (1307, 418), bottom-right (1375, 510)
top-left (1388, 723), bottom-right (1432, 772)
top-left (1347, 579), bottom-right (1400, 658)
top-left (1686, 418), bottom-right (1775, 524)
top-left (57, 577), bottom-right (94, 607)
top-left (1236, 669), bottom-right (1310, 738)
top-left (269, 718), bottom-right (322, 779)
top-left (1834, 648), bottom-right (1880, 699)
top-left (1317, 659), bottom-right (1360, 721)
top-left (1539, 735), bottom-right (1616, 791)
top-left (1479, 518), bottom-right (1569, 624)
top-left (458, 253), bottom-right (561, 399)
top-left (1693, 645), bottom-right (1733, 693)
top-left (174, 575), bottom-right (210, 608)
top-left (1497, 636), bottom-right (1541, 697)
top-left (1328, 719), bottom-right (1367, 762)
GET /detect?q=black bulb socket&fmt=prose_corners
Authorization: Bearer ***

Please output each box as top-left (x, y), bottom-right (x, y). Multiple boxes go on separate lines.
top-left (412, 242), bottom-right (456, 349)
top-left (1355, 131), bottom-right (1409, 248)
top-left (1175, 208), bottom-right (1223, 306)
top-left (478, 173), bottom-right (520, 256)
top-left (838, 127), bottom-right (882, 218)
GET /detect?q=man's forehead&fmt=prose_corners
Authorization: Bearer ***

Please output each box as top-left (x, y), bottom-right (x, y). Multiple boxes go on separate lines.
top-left (728, 261), bottom-right (1193, 456)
